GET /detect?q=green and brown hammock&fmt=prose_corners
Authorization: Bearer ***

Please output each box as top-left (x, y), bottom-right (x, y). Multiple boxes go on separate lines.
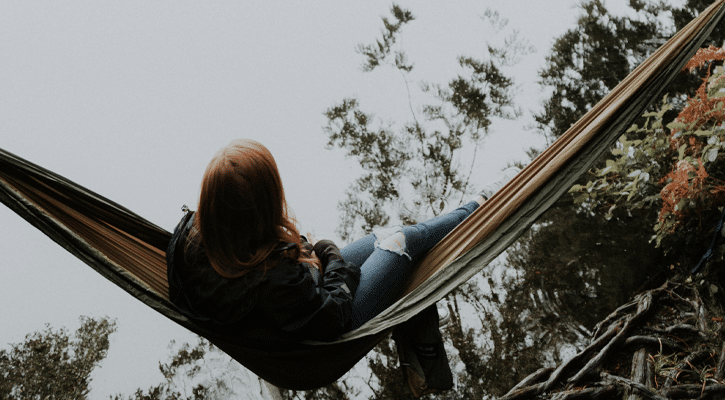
top-left (1, 0), bottom-right (724, 390)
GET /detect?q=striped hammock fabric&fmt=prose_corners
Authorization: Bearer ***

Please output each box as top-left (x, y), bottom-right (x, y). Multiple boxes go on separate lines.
top-left (1, 0), bottom-right (724, 390)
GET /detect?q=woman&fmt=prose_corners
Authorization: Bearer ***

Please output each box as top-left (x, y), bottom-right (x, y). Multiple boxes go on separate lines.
top-left (166, 139), bottom-right (516, 344)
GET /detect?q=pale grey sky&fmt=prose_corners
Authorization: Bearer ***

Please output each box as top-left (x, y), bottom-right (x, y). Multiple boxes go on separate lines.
top-left (0, 0), bottom-right (648, 396)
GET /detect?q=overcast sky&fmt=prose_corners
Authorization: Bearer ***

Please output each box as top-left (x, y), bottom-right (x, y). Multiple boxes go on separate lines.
top-left (0, 0), bottom-right (652, 396)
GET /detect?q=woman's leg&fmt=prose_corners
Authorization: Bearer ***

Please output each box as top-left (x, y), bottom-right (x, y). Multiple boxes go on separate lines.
top-left (339, 234), bottom-right (377, 268)
top-left (349, 200), bottom-right (480, 329)
top-left (339, 223), bottom-right (419, 267)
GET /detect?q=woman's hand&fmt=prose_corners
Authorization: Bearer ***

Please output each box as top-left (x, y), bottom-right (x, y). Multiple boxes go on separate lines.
top-left (309, 251), bottom-right (322, 271)
top-left (306, 232), bottom-right (318, 246)
top-left (305, 232), bottom-right (322, 271)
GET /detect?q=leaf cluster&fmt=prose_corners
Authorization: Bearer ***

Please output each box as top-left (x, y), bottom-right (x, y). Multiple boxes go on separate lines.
top-left (0, 316), bottom-right (116, 400)
top-left (356, 4), bottom-right (414, 73)
top-left (325, 4), bottom-right (530, 240)
top-left (535, 0), bottom-right (725, 142)
top-left (570, 51), bottom-right (725, 250)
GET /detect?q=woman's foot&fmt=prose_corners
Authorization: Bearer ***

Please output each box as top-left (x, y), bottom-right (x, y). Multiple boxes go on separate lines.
top-left (476, 166), bottom-right (521, 204)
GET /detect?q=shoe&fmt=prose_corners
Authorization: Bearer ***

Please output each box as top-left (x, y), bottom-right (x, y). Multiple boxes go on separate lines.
top-left (479, 166), bottom-right (521, 200)
top-left (393, 305), bottom-right (453, 397)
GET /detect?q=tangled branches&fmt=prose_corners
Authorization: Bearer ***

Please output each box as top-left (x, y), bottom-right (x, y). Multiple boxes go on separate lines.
top-left (501, 281), bottom-right (725, 400)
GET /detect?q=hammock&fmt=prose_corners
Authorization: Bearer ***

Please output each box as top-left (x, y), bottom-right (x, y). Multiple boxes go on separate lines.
top-left (1, 0), bottom-right (724, 390)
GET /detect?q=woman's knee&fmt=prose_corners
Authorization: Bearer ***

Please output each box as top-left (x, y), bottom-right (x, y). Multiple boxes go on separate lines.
top-left (373, 226), bottom-right (411, 260)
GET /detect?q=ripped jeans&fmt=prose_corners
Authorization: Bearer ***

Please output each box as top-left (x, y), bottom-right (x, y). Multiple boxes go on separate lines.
top-left (340, 200), bottom-right (480, 330)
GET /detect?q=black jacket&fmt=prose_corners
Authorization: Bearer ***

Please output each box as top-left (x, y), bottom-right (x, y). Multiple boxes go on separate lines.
top-left (166, 212), bottom-right (361, 345)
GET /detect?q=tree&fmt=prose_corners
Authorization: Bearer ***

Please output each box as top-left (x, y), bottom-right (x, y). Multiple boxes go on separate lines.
top-left (324, 4), bottom-right (532, 241)
top-left (0, 316), bottom-right (116, 400)
top-left (571, 45), bottom-right (725, 255)
top-left (524, 0), bottom-right (725, 286)
top-left (492, 5), bottom-right (725, 394)
top-left (535, 0), bottom-right (725, 143)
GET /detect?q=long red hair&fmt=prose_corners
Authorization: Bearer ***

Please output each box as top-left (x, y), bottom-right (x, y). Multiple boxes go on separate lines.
top-left (189, 139), bottom-right (311, 278)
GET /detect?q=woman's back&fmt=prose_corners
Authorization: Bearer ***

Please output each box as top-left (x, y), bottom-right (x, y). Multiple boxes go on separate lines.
top-left (167, 211), bottom-right (361, 345)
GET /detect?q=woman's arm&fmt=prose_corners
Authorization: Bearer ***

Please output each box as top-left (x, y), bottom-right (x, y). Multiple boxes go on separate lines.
top-left (302, 232), bottom-right (322, 271)
top-left (261, 241), bottom-right (361, 341)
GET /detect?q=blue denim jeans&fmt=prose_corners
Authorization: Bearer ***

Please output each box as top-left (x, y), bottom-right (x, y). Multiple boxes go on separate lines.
top-left (341, 201), bottom-right (480, 330)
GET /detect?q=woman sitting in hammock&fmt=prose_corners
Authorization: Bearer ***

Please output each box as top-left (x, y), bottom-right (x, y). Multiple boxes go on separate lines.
top-left (166, 139), bottom-right (516, 391)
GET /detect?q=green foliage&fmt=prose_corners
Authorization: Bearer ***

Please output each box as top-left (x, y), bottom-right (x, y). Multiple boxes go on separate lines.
top-left (570, 54), bottom-right (725, 250)
top-left (567, 100), bottom-right (672, 213)
top-left (0, 316), bottom-right (116, 400)
top-left (325, 3), bottom-right (531, 240)
top-left (535, 0), bottom-right (725, 142)
top-left (356, 4), bottom-right (414, 73)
